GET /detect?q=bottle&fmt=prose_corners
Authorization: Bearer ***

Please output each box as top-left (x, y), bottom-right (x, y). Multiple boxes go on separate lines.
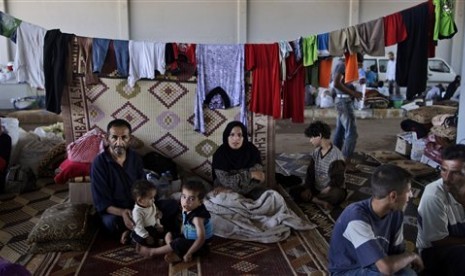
top-left (158, 172), bottom-right (170, 199)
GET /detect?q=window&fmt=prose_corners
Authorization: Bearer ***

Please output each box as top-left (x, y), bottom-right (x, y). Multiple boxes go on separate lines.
top-left (378, 59), bottom-right (388, 73)
top-left (429, 60), bottom-right (450, 73)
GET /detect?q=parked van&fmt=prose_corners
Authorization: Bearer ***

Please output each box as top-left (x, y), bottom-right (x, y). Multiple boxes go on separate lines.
top-left (363, 56), bottom-right (457, 88)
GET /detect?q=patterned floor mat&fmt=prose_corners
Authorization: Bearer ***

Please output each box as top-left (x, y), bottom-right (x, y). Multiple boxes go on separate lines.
top-left (0, 179), bottom-right (69, 269)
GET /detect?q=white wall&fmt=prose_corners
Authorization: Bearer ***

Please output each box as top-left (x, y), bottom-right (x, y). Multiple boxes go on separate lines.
top-left (0, 0), bottom-right (463, 74)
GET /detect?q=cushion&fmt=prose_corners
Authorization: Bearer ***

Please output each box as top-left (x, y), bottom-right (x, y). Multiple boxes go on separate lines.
top-left (27, 202), bottom-right (91, 243)
top-left (38, 142), bottom-right (67, 178)
top-left (54, 159), bottom-right (91, 185)
top-left (18, 135), bottom-right (63, 177)
top-left (29, 223), bottom-right (96, 254)
top-left (430, 125), bottom-right (456, 140)
top-left (7, 110), bottom-right (63, 125)
top-left (367, 150), bottom-right (407, 164)
top-left (406, 105), bottom-right (457, 124)
top-left (66, 128), bottom-right (104, 163)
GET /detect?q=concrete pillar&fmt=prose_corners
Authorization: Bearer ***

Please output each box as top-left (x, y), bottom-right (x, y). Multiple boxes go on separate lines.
top-left (450, 0), bottom-right (464, 73)
top-left (349, 0), bottom-right (360, 26)
top-left (456, 29), bottom-right (465, 144)
top-left (118, 0), bottom-right (130, 39)
top-left (237, 0), bottom-right (247, 43)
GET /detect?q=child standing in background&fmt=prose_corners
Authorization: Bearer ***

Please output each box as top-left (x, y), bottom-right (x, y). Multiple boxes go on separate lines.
top-left (137, 180), bottom-right (213, 263)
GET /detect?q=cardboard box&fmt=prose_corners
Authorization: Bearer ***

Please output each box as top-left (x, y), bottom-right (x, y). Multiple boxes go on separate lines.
top-left (395, 132), bottom-right (416, 156)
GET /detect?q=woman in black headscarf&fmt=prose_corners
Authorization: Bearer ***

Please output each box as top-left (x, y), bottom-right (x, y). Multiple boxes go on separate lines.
top-left (212, 121), bottom-right (267, 200)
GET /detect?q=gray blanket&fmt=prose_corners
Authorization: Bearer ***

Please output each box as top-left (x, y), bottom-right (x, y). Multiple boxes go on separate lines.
top-left (204, 190), bottom-right (315, 243)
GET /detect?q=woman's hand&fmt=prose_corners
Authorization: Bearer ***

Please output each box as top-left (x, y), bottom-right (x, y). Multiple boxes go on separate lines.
top-left (213, 186), bottom-right (232, 195)
top-left (250, 170), bottom-right (265, 183)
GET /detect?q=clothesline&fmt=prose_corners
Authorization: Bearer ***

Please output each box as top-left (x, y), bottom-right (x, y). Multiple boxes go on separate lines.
top-left (0, 0), bottom-right (457, 128)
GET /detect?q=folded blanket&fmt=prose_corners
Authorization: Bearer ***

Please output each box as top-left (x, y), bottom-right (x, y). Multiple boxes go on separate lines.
top-left (204, 190), bottom-right (315, 243)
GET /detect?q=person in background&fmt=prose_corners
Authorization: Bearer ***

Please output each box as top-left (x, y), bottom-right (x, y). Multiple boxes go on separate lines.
top-left (0, 117), bottom-right (12, 193)
top-left (416, 144), bottom-right (465, 275)
top-left (292, 121), bottom-right (346, 212)
top-left (129, 179), bottom-right (164, 246)
top-left (137, 180), bottom-right (213, 263)
top-left (441, 75), bottom-right (460, 101)
top-left (329, 164), bottom-right (423, 275)
top-left (376, 81), bottom-right (390, 97)
top-left (212, 121), bottom-right (267, 200)
top-left (366, 65), bottom-right (378, 87)
top-left (91, 119), bottom-right (179, 243)
top-left (332, 56), bottom-right (362, 172)
top-left (386, 51), bottom-right (400, 97)
top-left (425, 83), bottom-right (445, 101)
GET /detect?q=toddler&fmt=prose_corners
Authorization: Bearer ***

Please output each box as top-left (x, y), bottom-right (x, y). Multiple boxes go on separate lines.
top-left (127, 180), bottom-right (164, 246)
top-left (137, 180), bottom-right (213, 263)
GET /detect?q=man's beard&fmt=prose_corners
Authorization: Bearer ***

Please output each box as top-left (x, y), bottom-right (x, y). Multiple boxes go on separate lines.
top-left (112, 146), bottom-right (126, 156)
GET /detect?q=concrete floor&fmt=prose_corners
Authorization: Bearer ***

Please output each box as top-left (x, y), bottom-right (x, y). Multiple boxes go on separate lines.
top-left (275, 117), bottom-right (403, 154)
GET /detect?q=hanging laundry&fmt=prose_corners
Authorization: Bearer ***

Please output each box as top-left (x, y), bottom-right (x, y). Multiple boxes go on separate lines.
top-left (433, 0), bottom-right (457, 40)
top-left (397, 2), bottom-right (431, 100)
top-left (291, 37), bottom-right (302, 62)
top-left (113, 40), bottom-right (129, 77)
top-left (195, 44), bottom-right (246, 133)
top-left (356, 18), bottom-right (385, 56)
top-left (344, 52), bottom-right (359, 84)
top-left (319, 57), bottom-right (333, 88)
top-left (302, 35), bottom-right (318, 67)
top-left (317, 33), bottom-right (330, 57)
top-left (396, 2), bottom-right (433, 99)
top-left (14, 21), bottom-right (47, 88)
top-left (383, 12), bottom-right (407, 46)
top-left (283, 47), bottom-right (305, 123)
top-left (76, 36), bottom-right (100, 85)
top-left (92, 39), bottom-right (128, 77)
top-left (0, 11), bottom-right (21, 42)
top-left (305, 61), bottom-right (319, 88)
top-left (127, 41), bottom-right (166, 88)
top-left (245, 44), bottom-right (281, 119)
top-left (43, 29), bottom-right (74, 114)
top-left (92, 38), bottom-right (110, 74)
top-left (278, 41), bottom-right (293, 84)
top-left (329, 29), bottom-right (345, 57)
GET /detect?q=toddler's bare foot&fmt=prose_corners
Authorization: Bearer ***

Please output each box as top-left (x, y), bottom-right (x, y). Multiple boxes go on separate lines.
top-left (164, 252), bottom-right (181, 263)
top-left (136, 243), bottom-right (153, 258)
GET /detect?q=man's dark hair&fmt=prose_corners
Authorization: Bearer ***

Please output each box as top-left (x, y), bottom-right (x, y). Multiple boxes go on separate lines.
top-left (442, 144), bottom-right (465, 162)
top-left (131, 179), bottom-right (156, 200)
top-left (107, 119), bottom-right (132, 134)
top-left (371, 164), bottom-right (412, 198)
top-left (304, 121), bottom-right (331, 139)
top-left (182, 180), bottom-right (207, 200)
top-left (378, 80), bottom-right (384, 87)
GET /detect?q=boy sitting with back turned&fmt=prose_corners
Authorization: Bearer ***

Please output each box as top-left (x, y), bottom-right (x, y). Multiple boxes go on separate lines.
top-left (137, 180), bottom-right (213, 263)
